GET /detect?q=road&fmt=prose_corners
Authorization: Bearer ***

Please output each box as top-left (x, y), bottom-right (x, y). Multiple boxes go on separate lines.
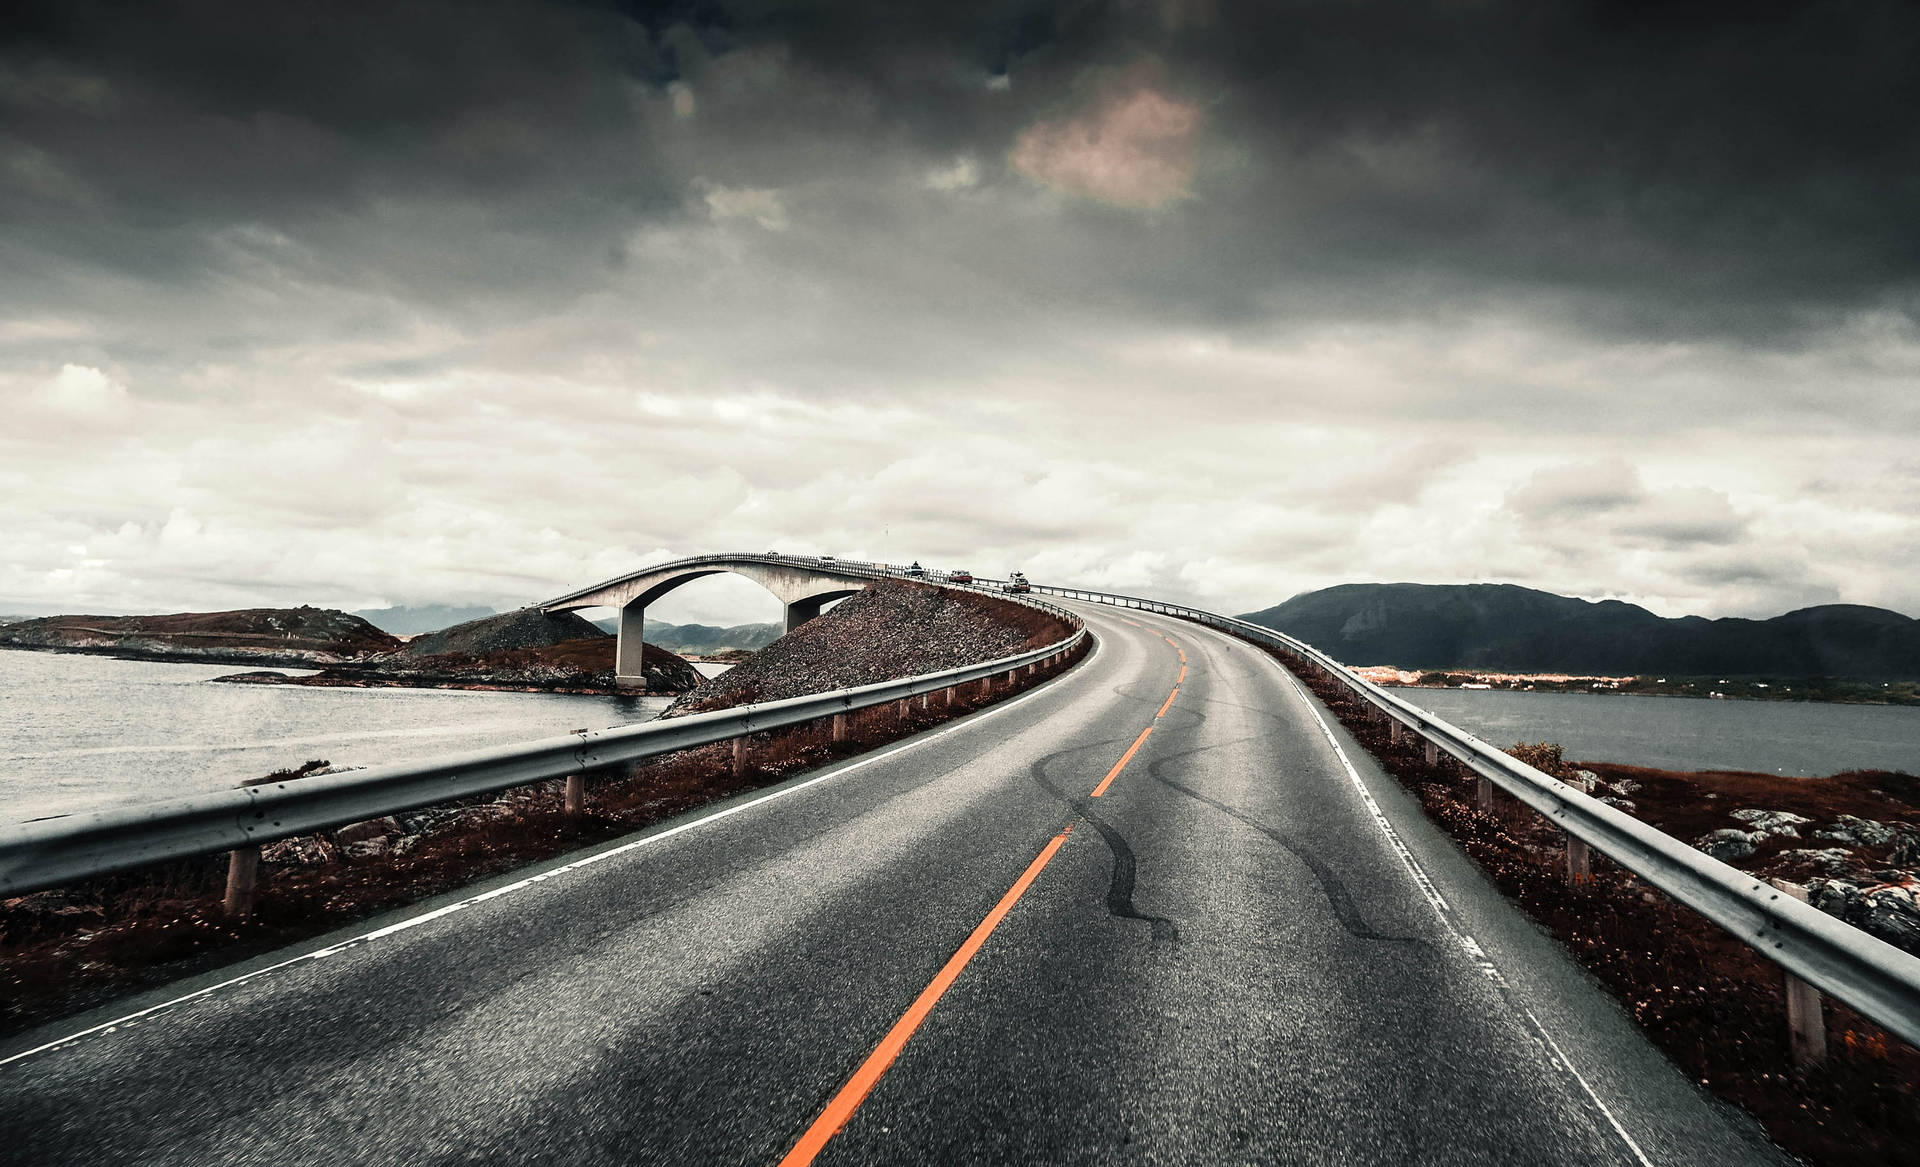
top-left (0, 602), bottom-right (1789, 1165)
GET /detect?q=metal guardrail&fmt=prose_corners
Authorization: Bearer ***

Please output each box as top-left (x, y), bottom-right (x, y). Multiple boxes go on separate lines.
top-left (0, 579), bottom-right (1086, 899)
top-left (1018, 579), bottom-right (1920, 1052)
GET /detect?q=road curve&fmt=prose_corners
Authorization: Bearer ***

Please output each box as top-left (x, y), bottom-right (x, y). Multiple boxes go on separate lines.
top-left (0, 603), bottom-right (1789, 1165)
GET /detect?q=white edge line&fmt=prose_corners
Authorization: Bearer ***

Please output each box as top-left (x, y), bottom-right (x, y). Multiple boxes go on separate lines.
top-left (1, 631), bottom-right (1105, 1070)
top-left (1247, 644), bottom-right (1657, 1167)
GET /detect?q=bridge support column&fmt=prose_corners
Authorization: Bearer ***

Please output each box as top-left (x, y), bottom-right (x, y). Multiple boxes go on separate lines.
top-left (785, 597), bottom-right (826, 634)
top-left (615, 601), bottom-right (647, 690)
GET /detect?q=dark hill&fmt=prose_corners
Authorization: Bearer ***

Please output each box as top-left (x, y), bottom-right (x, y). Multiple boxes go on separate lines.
top-left (629, 619), bottom-right (783, 655)
top-left (399, 608), bottom-right (607, 658)
top-left (1241, 584), bottom-right (1920, 678)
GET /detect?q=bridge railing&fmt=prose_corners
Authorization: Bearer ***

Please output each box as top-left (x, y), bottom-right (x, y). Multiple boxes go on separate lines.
top-left (0, 586), bottom-right (1087, 902)
top-left (1011, 577), bottom-right (1920, 1056)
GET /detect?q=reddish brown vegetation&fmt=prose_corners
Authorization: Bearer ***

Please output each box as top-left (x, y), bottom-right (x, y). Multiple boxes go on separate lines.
top-left (0, 636), bottom-right (1090, 1041)
top-left (1265, 643), bottom-right (1919, 1167)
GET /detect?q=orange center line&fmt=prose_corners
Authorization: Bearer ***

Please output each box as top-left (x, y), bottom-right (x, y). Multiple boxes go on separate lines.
top-left (1177, 664), bottom-right (1187, 684)
top-left (1156, 688), bottom-right (1179, 718)
top-left (1090, 726), bottom-right (1153, 798)
top-left (776, 826), bottom-right (1075, 1167)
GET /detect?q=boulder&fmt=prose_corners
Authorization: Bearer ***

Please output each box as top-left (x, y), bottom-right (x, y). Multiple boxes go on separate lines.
top-left (334, 816), bottom-right (401, 844)
top-left (1730, 809), bottom-right (1810, 839)
top-left (261, 836), bottom-right (335, 866)
top-left (1695, 829), bottom-right (1759, 862)
top-left (1809, 877), bottom-right (1920, 956)
top-left (1777, 847), bottom-right (1856, 874)
top-left (1816, 815), bottom-right (1899, 848)
top-left (341, 837), bottom-right (391, 862)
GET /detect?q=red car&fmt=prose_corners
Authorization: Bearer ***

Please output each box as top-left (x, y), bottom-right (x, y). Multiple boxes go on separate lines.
top-left (949, 569), bottom-right (974, 583)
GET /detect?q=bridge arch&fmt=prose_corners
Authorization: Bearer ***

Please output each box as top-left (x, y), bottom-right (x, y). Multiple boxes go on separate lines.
top-left (541, 554), bottom-right (879, 689)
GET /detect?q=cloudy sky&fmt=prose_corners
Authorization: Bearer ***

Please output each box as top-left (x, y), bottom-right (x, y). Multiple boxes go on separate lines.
top-left (4, 0), bottom-right (1917, 627)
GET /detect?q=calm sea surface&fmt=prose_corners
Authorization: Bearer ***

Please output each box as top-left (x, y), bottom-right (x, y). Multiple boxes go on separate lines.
top-left (0, 650), bottom-right (695, 824)
top-left (1405, 687), bottom-right (1920, 776)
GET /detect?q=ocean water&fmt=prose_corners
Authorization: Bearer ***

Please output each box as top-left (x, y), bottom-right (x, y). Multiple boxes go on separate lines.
top-left (1405, 687), bottom-right (1920, 776)
top-left (0, 650), bottom-right (683, 824)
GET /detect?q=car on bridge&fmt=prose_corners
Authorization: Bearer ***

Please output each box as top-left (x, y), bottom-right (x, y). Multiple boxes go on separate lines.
top-left (1004, 571), bottom-right (1030, 593)
top-left (904, 561), bottom-right (927, 577)
top-left (949, 569), bottom-right (974, 583)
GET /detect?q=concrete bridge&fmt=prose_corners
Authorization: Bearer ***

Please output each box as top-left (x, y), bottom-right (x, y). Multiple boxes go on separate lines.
top-left (541, 553), bottom-right (891, 688)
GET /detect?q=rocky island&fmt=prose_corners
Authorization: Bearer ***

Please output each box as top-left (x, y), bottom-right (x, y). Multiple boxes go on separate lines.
top-left (216, 608), bottom-right (703, 695)
top-left (0, 607), bottom-right (400, 666)
top-left (0, 605), bottom-right (702, 695)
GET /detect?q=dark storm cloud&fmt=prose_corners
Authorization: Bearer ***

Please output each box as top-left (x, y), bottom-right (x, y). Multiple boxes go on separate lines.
top-left (7, 0), bottom-right (1916, 337)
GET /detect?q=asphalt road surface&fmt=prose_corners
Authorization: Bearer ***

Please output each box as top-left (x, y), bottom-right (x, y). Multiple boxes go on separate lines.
top-left (0, 602), bottom-right (1792, 1165)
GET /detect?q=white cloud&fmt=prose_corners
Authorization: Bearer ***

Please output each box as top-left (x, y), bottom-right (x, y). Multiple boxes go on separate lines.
top-left (923, 156), bottom-right (980, 191)
top-left (33, 363), bottom-right (130, 417)
top-left (698, 180), bottom-right (789, 231)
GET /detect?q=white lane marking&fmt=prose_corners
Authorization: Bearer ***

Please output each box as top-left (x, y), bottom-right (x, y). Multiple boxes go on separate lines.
top-left (1, 635), bottom-right (1106, 1071)
top-left (1265, 661), bottom-right (1655, 1167)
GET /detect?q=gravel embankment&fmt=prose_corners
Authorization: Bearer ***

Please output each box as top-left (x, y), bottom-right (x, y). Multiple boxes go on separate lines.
top-left (667, 580), bottom-right (1069, 716)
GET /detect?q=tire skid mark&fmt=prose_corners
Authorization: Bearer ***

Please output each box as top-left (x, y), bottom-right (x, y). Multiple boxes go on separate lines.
top-left (1026, 743), bottom-right (1180, 943)
top-left (1140, 737), bottom-right (1432, 949)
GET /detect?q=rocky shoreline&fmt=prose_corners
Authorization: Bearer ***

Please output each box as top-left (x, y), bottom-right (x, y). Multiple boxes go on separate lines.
top-left (208, 671), bottom-right (655, 697)
top-left (1, 606), bottom-right (706, 695)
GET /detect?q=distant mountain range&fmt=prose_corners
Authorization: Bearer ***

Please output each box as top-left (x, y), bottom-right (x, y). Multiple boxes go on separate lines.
top-left (1241, 583), bottom-right (1920, 679)
top-left (590, 617), bottom-right (782, 655)
top-left (352, 604), bottom-right (497, 636)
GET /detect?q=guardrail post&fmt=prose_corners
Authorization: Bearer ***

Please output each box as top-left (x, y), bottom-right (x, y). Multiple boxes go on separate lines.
top-left (944, 686), bottom-right (955, 708)
top-left (1389, 720), bottom-right (1405, 745)
top-left (223, 845), bottom-right (260, 919)
top-left (732, 736), bottom-right (747, 778)
top-left (565, 773), bottom-right (586, 817)
top-left (831, 712), bottom-right (848, 744)
top-left (1768, 878), bottom-right (1829, 1070)
top-left (1477, 773), bottom-right (1494, 814)
top-left (1564, 775), bottom-right (1593, 884)
top-left (1424, 740), bottom-right (1439, 767)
